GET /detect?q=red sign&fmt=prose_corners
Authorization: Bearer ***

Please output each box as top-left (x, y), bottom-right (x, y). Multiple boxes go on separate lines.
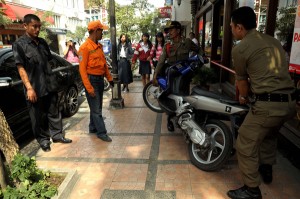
top-left (158, 7), bottom-right (172, 18)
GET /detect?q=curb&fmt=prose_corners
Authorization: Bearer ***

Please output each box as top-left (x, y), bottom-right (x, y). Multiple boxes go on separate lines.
top-left (50, 168), bottom-right (79, 199)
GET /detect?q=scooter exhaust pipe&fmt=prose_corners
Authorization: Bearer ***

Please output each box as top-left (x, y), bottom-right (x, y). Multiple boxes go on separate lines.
top-left (178, 113), bottom-right (209, 147)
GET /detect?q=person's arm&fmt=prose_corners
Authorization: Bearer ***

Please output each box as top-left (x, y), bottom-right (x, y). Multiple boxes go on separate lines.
top-left (232, 46), bottom-right (249, 104)
top-left (63, 46), bottom-right (69, 57)
top-left (12, 42), bottom-right (38, 103)
top-left (131, 43), bottom-right (140, 64)
top-left (236, 79), bottom-right (250, 104)
top-left (78, 46), bottom-right (95, 97)
top-left (17, 64), bottom-right (37, 103)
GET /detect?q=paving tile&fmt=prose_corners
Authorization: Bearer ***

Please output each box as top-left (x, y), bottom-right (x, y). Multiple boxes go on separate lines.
top-left (113, 164), bottom-right (148, 182)
top-left (26, 81), bottom-right (300, 199)
top-left (158, 136), bottom-right (189, 160)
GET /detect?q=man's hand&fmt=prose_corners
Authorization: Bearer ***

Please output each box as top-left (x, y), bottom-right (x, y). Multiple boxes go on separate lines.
top-left (89, 90), bottom-right (96, 97)
top-left (109, 81), bottom-right (114, 88)
top-left (239, 95), bottom-right (248, 105)
top-left (27, 88), bottom-right (37, 103)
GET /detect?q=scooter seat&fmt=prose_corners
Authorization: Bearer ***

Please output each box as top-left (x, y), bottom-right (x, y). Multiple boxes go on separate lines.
top-left (191, 86), bottom-right (232, 100)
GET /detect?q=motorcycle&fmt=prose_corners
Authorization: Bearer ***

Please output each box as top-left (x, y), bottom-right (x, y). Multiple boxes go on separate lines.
top-left (104, 55), bottom-right (113, 91)
top-left (143, 55), bottom-right (249, 171)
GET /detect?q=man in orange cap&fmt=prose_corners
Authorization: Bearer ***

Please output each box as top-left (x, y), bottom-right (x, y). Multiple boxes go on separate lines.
top-left (78, 20), bottom-right (113, 142)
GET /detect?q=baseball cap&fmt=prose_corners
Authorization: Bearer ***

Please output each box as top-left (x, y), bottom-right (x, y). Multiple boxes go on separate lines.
top-left (87, 20), bottom-right (109, 31)
top-left (164, 21), bottom-right (182, 32)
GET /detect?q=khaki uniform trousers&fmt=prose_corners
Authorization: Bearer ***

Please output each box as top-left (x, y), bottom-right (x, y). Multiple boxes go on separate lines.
top-left (236, 100), bottom-right (296, 187)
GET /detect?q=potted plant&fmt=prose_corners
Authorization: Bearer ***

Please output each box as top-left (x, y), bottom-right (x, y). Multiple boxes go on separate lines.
top-left (192, 66), bottom-right (218, 90)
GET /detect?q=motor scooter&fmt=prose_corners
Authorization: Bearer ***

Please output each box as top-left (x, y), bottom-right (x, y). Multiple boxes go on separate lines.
top-left (143, 55), bottom-right (249, 171)
top-left (103, 55), bottom-right (113, 91)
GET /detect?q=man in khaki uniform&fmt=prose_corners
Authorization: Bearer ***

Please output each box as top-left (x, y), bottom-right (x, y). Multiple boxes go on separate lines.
top-left (227, 7), bottom-right (296, 199)
top-left (153, 21), bottom-right (199, 131)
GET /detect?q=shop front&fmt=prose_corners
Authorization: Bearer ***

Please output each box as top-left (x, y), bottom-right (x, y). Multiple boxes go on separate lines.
top-left (192, 0), bottom-right (300, 150)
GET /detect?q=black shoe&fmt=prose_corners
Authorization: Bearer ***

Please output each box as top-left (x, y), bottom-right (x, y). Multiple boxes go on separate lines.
top-left (52, 137), bottom-right (72, 143)
top-left (97, 134), bottom-right (112, 142)
top-left (40, 143), bottom-right (51, 152)
top-left (227, 185), bottom-right (262, 199)
top-left (167, 121), bottom-right (174, 132)
top-left (259, 164), bottom-right (272, 184)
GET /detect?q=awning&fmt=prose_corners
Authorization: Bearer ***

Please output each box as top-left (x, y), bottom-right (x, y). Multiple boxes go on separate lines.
top-left (0, 3), bottom-right (54, 24)
top-left (1, 3), bottom-right (35, 21)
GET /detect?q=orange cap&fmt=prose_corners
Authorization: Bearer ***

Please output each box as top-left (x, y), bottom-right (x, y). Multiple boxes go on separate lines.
top-left (87, 20), bottom-right (109, 31)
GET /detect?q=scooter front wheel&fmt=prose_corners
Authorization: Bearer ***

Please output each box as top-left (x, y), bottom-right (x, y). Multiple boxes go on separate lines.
top-left (188, 119), bottom-right (233, 171)
top-left (142, 81), bottom-right (164, 113)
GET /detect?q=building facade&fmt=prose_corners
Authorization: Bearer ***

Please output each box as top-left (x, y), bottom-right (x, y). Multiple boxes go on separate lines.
top-left (1, 0), bottom-right (85, 55)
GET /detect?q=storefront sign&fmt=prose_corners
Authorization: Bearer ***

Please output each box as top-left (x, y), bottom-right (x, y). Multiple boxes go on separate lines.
top-left (158, 7), bottom-right (172, 18)
top-left (289, 0), bottom-right (300, 69)
top-left (239, 0), bottom-right (254, 8)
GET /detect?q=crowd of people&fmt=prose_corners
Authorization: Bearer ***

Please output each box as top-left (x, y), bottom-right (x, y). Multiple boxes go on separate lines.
top-left (12, 6), bottom-right (296, 198)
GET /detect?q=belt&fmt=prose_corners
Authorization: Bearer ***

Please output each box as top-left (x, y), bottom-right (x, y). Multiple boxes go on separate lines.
top-left (255, 92), bottom-right (296, 102)
top-left (120, 57), bottom-right (127, 59)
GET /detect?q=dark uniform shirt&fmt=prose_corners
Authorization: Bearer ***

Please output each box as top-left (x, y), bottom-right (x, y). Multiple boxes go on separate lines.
top-left (232, 29), bottom-right (294, 94)
top-left (13, 34), bottom-right (52, 97)
top-left (155, 37), bottom-right (199, 75)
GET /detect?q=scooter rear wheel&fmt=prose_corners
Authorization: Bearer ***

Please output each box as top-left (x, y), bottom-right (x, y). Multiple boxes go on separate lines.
top-left (142, 81), bottom-right (164, 113)
top-left (188, 119), bottom-right (233, 171)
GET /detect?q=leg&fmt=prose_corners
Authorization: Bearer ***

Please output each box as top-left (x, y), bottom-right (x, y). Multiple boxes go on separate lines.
top-left (47, 93), bottom-right (63, 140)
top-left (27, 98), bottom-right (51, 146)
top-left (47, 92), bottom-right (72, 143)
top-left (145, 74), bottom-right (150, 85)
top-left (167, 115), bottom-right (174, 132)
top-left (141, 74), bottom-right (146, 87)
top-left (86, 75), bottom-right (112, 142)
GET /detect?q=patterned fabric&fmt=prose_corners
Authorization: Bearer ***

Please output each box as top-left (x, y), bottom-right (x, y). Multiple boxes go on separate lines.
top-left (150, 43), bottom-right (163, 63)
top-left (132, 42), bottom-right (151, 62)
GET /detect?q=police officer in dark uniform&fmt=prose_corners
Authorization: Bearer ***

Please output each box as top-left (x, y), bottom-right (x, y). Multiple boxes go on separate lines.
top-left (153, 21), bottom-right (199, 131)
top-left (13, 14), bottom-right (72, 152)
top-left (227, 7), bottom-right (296, 199)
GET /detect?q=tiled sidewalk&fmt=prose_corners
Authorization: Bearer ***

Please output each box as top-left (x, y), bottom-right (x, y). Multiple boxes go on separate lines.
top-left (31, 81), bottom-right (300, 199)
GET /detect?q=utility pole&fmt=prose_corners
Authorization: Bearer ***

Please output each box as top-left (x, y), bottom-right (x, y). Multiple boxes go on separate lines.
top-left (109, 0), bottom-right (124, 109)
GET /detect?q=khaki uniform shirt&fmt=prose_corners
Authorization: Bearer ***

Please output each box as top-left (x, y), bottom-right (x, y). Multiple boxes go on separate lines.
top-left (155, 38), bottom-right (199, 74)
top-left (232, 29), bottom-right (294, 95)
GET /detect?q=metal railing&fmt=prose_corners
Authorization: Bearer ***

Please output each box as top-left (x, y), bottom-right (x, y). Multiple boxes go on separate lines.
top-left (210, 60), bottom-right (238, 100)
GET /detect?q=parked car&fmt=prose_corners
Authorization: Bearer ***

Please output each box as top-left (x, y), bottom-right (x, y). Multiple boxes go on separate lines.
top-left (0, 47), bottom-right (84, 140)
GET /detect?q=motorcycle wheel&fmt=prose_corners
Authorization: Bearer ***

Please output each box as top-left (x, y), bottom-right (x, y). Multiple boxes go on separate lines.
top-left (103, 77), bottom-right (110, 91)
top-left (188, 119), bottom-right (233, 171)
top-left (142, 81), bottom-right (164, 113)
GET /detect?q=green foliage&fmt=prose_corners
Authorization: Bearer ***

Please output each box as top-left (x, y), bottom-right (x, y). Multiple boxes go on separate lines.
top-left (115, 0), bottom-right (162, 42)
top-left (276, 6), bottom-right (296, 43)
top-left (1, 153), bottom-right (57, 199)
top-left (192, 66), bottom-right (218, 86)
top-left (66, 26), bottom-right (87, 45)
top-left (0, 0), bottom-right (13, 26)
top-left (37, 11), bottom-right (54, 44)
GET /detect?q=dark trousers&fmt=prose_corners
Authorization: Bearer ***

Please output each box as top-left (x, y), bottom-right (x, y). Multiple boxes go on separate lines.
top-left (85, 75), bottom-right (107, 136)
top-left (27, 92), bottom-right (63, 145)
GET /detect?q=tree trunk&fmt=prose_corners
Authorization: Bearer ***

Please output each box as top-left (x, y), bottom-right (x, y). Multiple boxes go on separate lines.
top-left (0, 109), bottom-right (19, 189)
top-left (0, 157), bottom-right (7, 189)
